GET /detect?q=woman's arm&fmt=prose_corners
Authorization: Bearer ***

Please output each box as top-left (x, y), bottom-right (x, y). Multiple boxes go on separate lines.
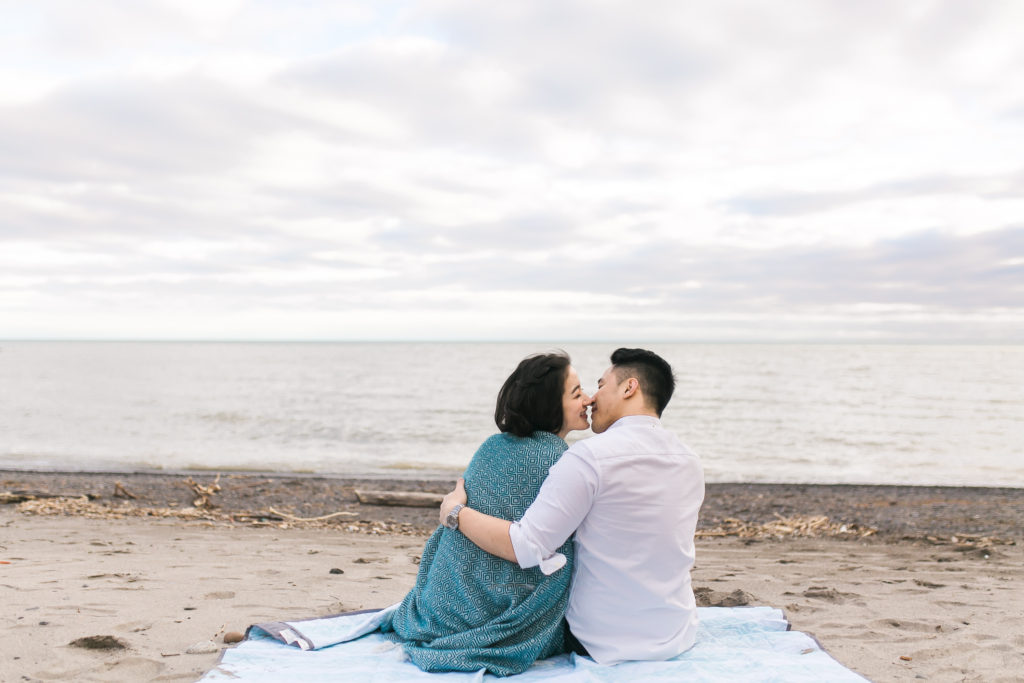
top-left (440, 478), bottom-right (517, 563)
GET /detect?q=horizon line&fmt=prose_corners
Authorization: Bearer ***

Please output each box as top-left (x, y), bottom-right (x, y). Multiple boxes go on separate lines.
top-left (1, 338), bottom-right (1021, 345)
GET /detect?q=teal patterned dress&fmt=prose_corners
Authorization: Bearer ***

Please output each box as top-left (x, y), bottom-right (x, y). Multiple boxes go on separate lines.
top-left (380, 431), bottom-right (574, 676)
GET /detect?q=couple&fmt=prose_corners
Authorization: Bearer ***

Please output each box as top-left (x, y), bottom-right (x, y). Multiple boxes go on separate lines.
top-left (378, 348), bottom-right (705, 676)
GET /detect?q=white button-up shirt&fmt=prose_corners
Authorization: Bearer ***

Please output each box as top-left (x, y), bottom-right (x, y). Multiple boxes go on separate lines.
top-left (508, 415), bottom-right (704, 665)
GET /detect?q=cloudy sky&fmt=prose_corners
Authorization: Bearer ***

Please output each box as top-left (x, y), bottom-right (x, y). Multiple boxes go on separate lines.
top-left (2, 1), bottom-right (1022, 342)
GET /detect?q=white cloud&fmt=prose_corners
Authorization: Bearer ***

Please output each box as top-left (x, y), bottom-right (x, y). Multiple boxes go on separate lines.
top-left (1, 1), bottom-right (1022, 341)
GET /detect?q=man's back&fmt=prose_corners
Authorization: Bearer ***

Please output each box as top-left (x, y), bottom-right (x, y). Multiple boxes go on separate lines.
top-left (562, 415), bottom-right (704, 663)
top-left (509, 415), bottom-right (704, 664)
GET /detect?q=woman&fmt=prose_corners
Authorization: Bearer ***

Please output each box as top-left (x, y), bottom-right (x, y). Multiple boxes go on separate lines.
top-left (379, 351), bottom-right (590, 676)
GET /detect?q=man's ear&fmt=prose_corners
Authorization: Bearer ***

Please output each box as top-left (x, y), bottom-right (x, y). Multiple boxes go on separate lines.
top-left (622, 377), bottom-right (638, 398)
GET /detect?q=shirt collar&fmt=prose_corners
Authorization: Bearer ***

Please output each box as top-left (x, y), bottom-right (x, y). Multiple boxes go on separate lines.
top-left (607, 414), bottom-right (661, 431)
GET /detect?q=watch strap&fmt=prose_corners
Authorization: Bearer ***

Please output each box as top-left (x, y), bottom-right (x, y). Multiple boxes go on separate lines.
top-left (445, 503), bottom-right (465, 530)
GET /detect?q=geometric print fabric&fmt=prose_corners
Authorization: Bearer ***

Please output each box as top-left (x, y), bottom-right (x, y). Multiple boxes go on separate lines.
top-left (380, 431), bottom-right (574, 675)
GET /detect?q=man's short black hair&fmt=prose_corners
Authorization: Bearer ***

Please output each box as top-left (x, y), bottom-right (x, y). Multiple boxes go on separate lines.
top-left (494, 352), bottom-right (571, 437)
top-left (610, 347), bottom-right (675, 416)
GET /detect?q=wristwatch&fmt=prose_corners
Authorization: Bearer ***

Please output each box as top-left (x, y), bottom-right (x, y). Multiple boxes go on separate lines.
top-left (444, 503), bottom-right (465, 530)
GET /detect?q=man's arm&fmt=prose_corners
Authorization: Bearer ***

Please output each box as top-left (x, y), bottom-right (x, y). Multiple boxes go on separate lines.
top-left (440, 478), bottom-right (517, 562)
top-left (440, 449), bottom-right (599, 571)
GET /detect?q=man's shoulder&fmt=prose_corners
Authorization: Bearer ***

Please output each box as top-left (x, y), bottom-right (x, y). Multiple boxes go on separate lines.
top-left (578, 419), bottom-right (692, 459)
top-left (562, 426), bottom-right (632, 463)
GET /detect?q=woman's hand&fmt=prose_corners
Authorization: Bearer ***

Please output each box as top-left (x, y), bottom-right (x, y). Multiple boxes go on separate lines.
top-left (439, 478), bottom-right (468, 525)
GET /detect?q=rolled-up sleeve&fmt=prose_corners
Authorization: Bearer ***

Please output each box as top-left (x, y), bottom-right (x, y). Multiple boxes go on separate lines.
top-left (509, 446), bottom-right (599, 575)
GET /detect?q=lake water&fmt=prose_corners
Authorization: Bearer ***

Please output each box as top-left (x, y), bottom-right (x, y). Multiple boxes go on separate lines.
top-left (1, 342), bottom-right (1021, 487)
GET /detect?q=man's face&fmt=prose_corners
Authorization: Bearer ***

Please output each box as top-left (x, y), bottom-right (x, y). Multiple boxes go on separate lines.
top-left (587, 365), bottom-right (626, 434)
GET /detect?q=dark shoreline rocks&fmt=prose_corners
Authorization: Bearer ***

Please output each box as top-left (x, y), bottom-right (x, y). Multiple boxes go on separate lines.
top-left (3, 469), bottom-right (1022, 541)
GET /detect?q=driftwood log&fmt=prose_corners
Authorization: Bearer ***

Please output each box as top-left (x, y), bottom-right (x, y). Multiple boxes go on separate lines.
top-left (1, 491), bottom-right (35, 504)
top-left (267, 506), bottom-right (357, 521)
top-left (1, 490), bottom-right (99, 504)
top-left (354, 490), bottom-right (443, 508)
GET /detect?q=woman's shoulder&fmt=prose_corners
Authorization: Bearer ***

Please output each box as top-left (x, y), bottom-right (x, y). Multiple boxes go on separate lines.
top-left (478, 431), bottom-right (565, 454)
top-left (528, 430), bottom-right (568, 453)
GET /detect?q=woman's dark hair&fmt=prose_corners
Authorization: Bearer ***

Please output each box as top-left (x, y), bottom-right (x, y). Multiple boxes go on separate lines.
top-left (494, 352), bottom-right (571, 437)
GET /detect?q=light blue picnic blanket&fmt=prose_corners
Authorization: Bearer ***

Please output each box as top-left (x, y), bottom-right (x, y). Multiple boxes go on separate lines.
top-left (201, 605), bottom-right (868, 682)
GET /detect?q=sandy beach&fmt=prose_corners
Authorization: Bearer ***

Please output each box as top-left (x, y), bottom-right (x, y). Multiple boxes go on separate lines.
top-left (2, 471), bottom-right (1023, 682)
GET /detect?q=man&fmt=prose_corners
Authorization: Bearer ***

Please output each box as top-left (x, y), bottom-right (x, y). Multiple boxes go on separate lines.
top-left (439, 348), bottom-right (705, 665)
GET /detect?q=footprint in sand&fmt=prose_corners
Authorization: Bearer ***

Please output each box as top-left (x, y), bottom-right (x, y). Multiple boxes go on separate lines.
top-left (935, 599), bottom-right (968, 607)
top-left (116, 620), bottom-right (153, 633)
top-left (693, 587), bottom-right (754, 607)
top-left (53, 605), bottom-right (118, 616)
top-left (204, 591), bottom-right (236, 600)
top-left (783, 603), bottom-right (821, 614)
top-left (98, 656), bottom-right (166, 679)
top-left (802, 586), bottom-right (859, 603)
top-left (872, 618), bottom-right (942, 633)
top-left (85, 572), bottom-right (140, 582)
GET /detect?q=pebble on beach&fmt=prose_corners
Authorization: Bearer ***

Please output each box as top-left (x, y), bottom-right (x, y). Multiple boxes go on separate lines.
top-left (223, 631), bottom-right (245, 644)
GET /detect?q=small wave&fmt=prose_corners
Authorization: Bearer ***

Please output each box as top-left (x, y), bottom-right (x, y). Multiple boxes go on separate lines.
top-left (383, 461), bottom-right (462, 473)
top-left (182, 462), bottom-right (281, 473)
top-left (196, 411), bottom-right (250, 424)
